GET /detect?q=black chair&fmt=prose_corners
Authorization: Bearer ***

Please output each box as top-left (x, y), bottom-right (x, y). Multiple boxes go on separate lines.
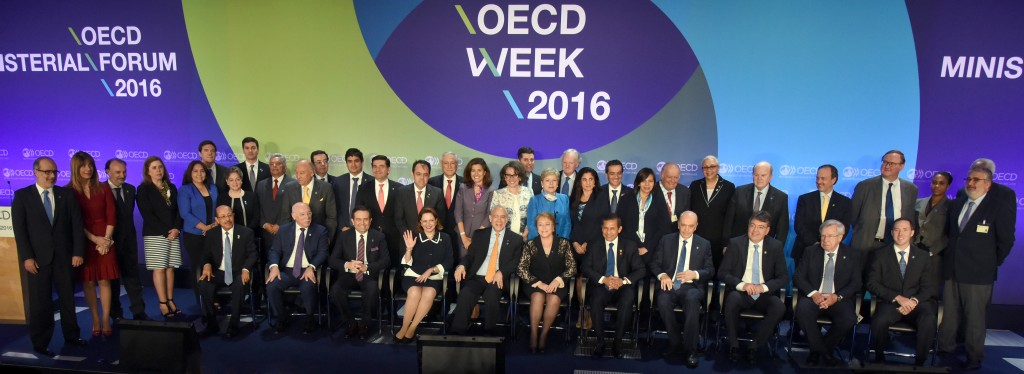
top-left (388, 268), bottom-right (448, 335)
top-left (511, 276), bottom-right (575, 342)
top-left (714, 282), bottom-right (785, 356)
top-left (645, 279), bottom-right (715, 349)
top-left (863, 294), bottom-right (944, 365)
top-left (786, 291), bottom-right (863, 362)
top-left (325, 267), bottom-right (386, 337)
top-left (450, 275), bottom-right (515, 336)
top-left (577, 277), bottom-right (644, 350)
top-left (265, 267), bottom-right (324, 326)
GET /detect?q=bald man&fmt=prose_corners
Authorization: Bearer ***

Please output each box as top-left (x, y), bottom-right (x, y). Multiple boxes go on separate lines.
top-left (659, 163), bottom-right (691, 232)
top-left (652, 211), bottom-right (713, 367)
top-left (267, 203), bottom-right (329, 334)
top-left (281, 159), bottom-right (338, 236)
top-left (722, 161), bottom-right (789, 245)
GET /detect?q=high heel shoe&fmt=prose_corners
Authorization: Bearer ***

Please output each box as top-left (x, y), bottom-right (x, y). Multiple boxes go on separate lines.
top-left (167, 298), bottom-right (182, 315)
top-left (92, 329), bottom-right (101, 337)
top-left (102, 326), bottom-right (113, 337)
top-left (159, 300), bottom-right (174, 318)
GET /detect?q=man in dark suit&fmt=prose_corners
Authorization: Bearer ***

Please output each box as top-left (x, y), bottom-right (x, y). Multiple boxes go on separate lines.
top-left (658, 163), bottom-right (691, 233)
top-left (850, 150), bottom-right (918, 255)
top-left (328, 206), bottom-right (390, 340)
top-left (723, 161), bottom-right (789, 247)
top-left (652, 211), bottom-right (714, 368)
top-left (266, 203), bottom-right (329, 334)
top-left (233, 137), bottom-right (270, 193)
top-left (356, 155), bottom-right (403, 267)
top-left (867, 218), bottom-right (937, 366)
top-left (395, 160), bottom-right (446, 234)
top-left (310, 150), bottom-right (338, 185)
top-left (281, 160), bottom-right (338, 235)
top-left (498, 146), bottom-right (542, 194)
top-left (197, 206), bottom-right (258, 337)
top-left (583, 214), bottom-right (646, 358)
top-left (197, 140), bottom-right (230, 193)
top-left (793, 219), bottom-right (861, 367)
top-left (104, 158), bottom-right (147, 321)
top-left (332, 148), bottom-right (373, 233)
top-left (587, 160), bottom-right (634, 227)
top-left (719, 210), bottom-right (789, 363)
top-left (556, 148), bottom-right (580, 194)
top-left (938, 164), bottom-right (1015, 371)
top-left (255, 154), bottom-right (294, 299)
top-left (451, 206), bottom-right (524, 335)
top-left (428, 152), bottom-right (463, 250)
top-left (11, 157), bottom-right (87, 356)
top-left (792, 164), bottom-right (852, 261)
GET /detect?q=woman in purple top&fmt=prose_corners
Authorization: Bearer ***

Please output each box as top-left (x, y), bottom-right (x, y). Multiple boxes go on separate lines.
top-left (454, 158), bottom-right (494, 258)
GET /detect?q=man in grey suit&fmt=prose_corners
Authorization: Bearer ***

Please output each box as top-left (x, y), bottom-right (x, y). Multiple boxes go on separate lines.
top-left (394, 160), bottom-right (446, 234)
top-left (850, 150), bottom-right (918, 269)
top-left (281, 159), bottom-right (338, 236)
top-left (256, 153), bottom-right (294, 301)
top-left (722, 161), bottom-right (789, 247)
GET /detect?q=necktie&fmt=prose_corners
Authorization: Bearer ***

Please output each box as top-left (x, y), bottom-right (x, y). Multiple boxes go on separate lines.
top-left (416, 190), bottom-right (424, 213)
top-left (561, 176), bottom-right (570, 193)
top-left (751, 244), bottom-right (761, 300)
top-left (884, 182), bottom-right (895, 242)
top-left (753, 191), bottom-right (762, 212)
top-left (42, 190), bottom-right (54, 225)
top-left (350, 177), bottom-right (359, 212)
top-left (302, 186), bottom-right (311, 204)
top-left (209, 168), bottom-right (215, 183)
top-left (959, 201), bottom-right (975, 232)
top-left (292, 228), bottom-right (306, 278)
top-left (377, 183), bottom-right (385, 212)
top-left (273, 179), bottom-right (279, 200)
top-left (666, 191), bottom-right (673, 216)
top-left (114, 187), bottom-right (125, 206)
top-left (610, 190), bottom-right (619, 214)
top-left (355, 234), bottom-right (366, 282)
top-left (898, 250), bottom-right (907, 277)
top-left (674, 240), bottom-right (688, 290)
top-left (604, 242), bottom-right (616, 277)
top-left (224, 231), bottom-right (233, 286)
top-left (445, 179), bottom-right (453, 209)
top-left (822, 252), bottom-right (835, 294)
top-left (249, 165), bottom-right (256, 191)
top-left (485, 232), bottom-right (501, 283)
top-left (821, 193), bottom-right (829, 222)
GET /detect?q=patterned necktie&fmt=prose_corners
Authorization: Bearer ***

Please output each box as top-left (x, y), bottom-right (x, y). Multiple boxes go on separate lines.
top-left (884, 182), bottom-right (895, 242)
top-left (959, 201), bottom-right (975, 232)
top-left (224, 231), bottom-right (233, 286)
top-left (42, 190), bottom-right (54, 225)
top-left (610, 189), bottom-right (619, 214)
top-left (485, 232), bottom-right (501, 283)
top-left (249, 165), bottom-right (256, 191)
top-left (822, 252), bottom-right (835, 294)
top-left (751, 244), bottom-right (761, 300)
top-left (821, 193), bottom-right (829, 222)
top-left (302, 186), bottom-right (311, 204)
top-left (604, 242), bottom-right (616, 277)
top-left (355, 234), bottom-right (366, 282)
top-left (666, 191), bottom-right (673, 216)
top-left (377, 183), bottom-right (385, 212)
top-left (674, 240), bottom-right (688, 290)
top-left (273, 179), bottom-right (279, 200)
top-left (898, 250), bottom-right (907, 277)
top-left (753, 191), bottom-right (762, 212)
top-left (445, 179), bottom-right (453, 209)
top-left (416, 190), bottom-right (424, 213)
top-left (292, 228), bottom-right (306, 278)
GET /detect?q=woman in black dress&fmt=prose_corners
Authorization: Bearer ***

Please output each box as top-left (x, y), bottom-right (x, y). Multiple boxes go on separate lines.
top-left (395, 208), bottom-right (453, 343)
top-left (518, 212), bottom-right (575, 353)
top-left (217, 167), bottom-right (260, 232)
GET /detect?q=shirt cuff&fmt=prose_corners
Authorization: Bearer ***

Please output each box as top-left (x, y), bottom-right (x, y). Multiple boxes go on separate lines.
top-left (693, 272), bottom-right (700, 280)
top-left (598, 276), bottom-right (606, 285)
top-left (736, 282), bottom-right (746, 291)
top-left (761, 284), bottom-right (769, 293)
top-left (401, 257), bottom-right (413, 266)
top-left (436, 265), bottom-right (445, 275)
top-left (657, 273), bottom-right (668, 281)
top-left (623, 278), bottom-right (631, 285)
top-left (269, 264), bottom-right (279, 269)
top-left (808, 290), bottom-right (819, 297)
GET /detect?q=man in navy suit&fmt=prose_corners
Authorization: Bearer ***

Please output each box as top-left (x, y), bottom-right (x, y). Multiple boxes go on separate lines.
top-left (104, 158), bottom-right (148, 321)
top-left (583, 214), bottom-right (646, 358)
top-left (197, 140), bottom-right (230, 194)
top-left (793, 219), bottom-right (861, 367)
top-left (451, 206), bottom-right (524, 335)
top-left (428, 152), bottom-right (463, 250)
top-left (356, 155), bottom-right (403, 267)
top-left (328, 206), bottom-right (390, 340)
top-left (792, 164), bottom-right (852, 261)
top-left (722, 161), bottom-right (789, 247)
top-left (266, 203), bottom-right (328, 334)
top-left (556, 148), bottom-right (580, 194)
top-left (233, 137), bottom-right (270, 193)
top-left (11, 157), bottom-right (87, 356)
top-left (197, 206), bottom-right (258, 337)
top-left (652, 211), bottom-right (714, 368)
top-left (332, 148), bottom-right (373, 233)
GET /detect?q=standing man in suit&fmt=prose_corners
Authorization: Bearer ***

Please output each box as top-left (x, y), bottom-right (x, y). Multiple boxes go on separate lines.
top-left (333, 148), bottom-right (373, 233)
top-left (653, 211), bottom-right (713, 368)
top-left (658, 163), bottom-right (691, 233)
top-left (557, 148), bottom-right (581, 194)
top-left (587, 160), bottom-right (634, 230)
top-left (198, 140), bottom-right (229, 194)
top-left (689, 155), bottom-right (736, 268)
top-left (281, 160), bottom-right (338, 236)
top-left (429, 152), bottom-right (463, 251)
top-left (310, 150), bottom-right (337, 185)
top-left (867, 218), bottom-right (937, 366)
top-left (938, 164), bottom-right (1015, 371)
top-left (266, 203), bottom-right (328, 334)
top-left (850, 150), bottom-right (918, 266)
top-left (451, 206), bottom-right (524, 335)
top-left (256, 153), bottom-right (294, 302)
top-left (104, 158), bottom-right (148, 321)
top-left (583, 214), bottom-right (646, 358)
top-left (356, 155), bottom-right (403, 267)
top-left (234, 137), bottom-right (269, 193)
top-left (955, 158), bottom-right (1017, 207)
top-left (11, 157), bottom-right (87, 356)
top-left (792, 164), bottom-right (852, 261)
top-left (719, 210), bottom-right (789, 363)
top-left (395, 160), bottom-right (446, 235)
top-left (197, 206), bottom-right (257, 337)
top-left (499, 146), bottom-right (542, 195)
top-left (328, 206), bottom-right (390, 340)
top-left (793, 219), bottom-right (861, 367)
top-left (723, 161), bottom-right (789, 249)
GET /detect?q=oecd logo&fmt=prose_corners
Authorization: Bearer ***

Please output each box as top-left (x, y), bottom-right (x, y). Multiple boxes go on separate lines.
top-left (596, 160), bottom-right (607, 172)
top-left (0, 149), bottom-right (8, 157)
top-left (68, 149), bottom-right (101, 158)
top-left (397, 177), bottom-right (410, 185)
top-left (622, 162), bottom-right (639, 171)
top-left (215, 151), bottom-right (239, 162)
top-left (656, 162), bottom-right (666, 172)
top-left (0, 188), bottom-right (12, 197)
top-left (22, 148), bottom-right (55, 158)
top-left (425, 156), bottom-right (439, 166)
top-left (843, 166), bottom-right (880, 179)
top-left (2, 168), bottom-right (9, 178)
top-left (993, 173), bottom-right (1019, 182)
top-left (390, 156), bottom-right (409, 165)
top-left (780, 165), bottom-right (816, 177)
top-left (115, 150), bottom-right (149, 160)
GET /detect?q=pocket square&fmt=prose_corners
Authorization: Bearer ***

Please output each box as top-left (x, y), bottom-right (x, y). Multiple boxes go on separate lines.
top-left (370, 246), bottom-right (379, 252)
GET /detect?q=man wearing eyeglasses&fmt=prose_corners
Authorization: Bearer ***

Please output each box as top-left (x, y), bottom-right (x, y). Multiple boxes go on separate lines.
top-left (850, 150), bottom-right (918, 271)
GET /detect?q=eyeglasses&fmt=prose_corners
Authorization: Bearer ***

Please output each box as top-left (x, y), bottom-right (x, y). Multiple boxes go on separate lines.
top-left (964, 177), bottom-right (989, 183)
top-left (503, 173), bottom-right (518, 178)
top-left (36, 169), bottom-right (58, 175)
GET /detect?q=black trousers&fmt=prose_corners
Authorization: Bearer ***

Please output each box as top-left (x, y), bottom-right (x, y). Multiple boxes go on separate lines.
top-left (939, 280), bottom-right (990, 363)
top-left (872, 300), bottom-right (937, 363)
top-left (795, 297), bottom-right (857, 355)
top-left (656, 284), bottom-right (703, 352)
top-left (451, 276), bottom-right (505, 334)
top-left (588, 283), bottom-right (636, 344)
top-left (183, 233), bottom-right (205, 305)
top-left (197, 270), bottom-right (246, 327)
top-left (329, 271), bottom-right (380, 325)
top-left (266, 267), bottom-right (318, 325)
top-left (25, 256), bottom-right (80, 350)
top-left (723, 290), bottom-right (785, 349)
top-left (109, 241), bottom-right (146, 318)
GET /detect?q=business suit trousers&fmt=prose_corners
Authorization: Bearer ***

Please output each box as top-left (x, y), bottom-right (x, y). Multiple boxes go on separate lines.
top-left (723, 290), bottom-right (785, 349)
top-left (873, 300), bottom-right (937, 363)
top-left (795, 297), bottom-right (856, 355)
top-left (939, 280), bottom-right (991, 363)
top-left (588, 283), bottom-right (636, 344)
top-left (109, 243), bottom-right (146, 318)
top-left (451, 276), bottom-right (505, 334)
top-left (656, 284), bottom-right (703, 352)
top-left (329, 271), bottom-right (380, 325)
top-left (266, 268), bottom-right (318, 325)
top-left (183, 233), bottom-right (205, 305)
top-left (26, 257), bottom-right (80, 350)
top-left (197, 270), bottom-right (246, 327)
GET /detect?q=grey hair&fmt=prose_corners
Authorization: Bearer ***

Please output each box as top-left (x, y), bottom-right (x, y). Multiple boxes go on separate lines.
top-left (819, 219), bottom-right (846, 237)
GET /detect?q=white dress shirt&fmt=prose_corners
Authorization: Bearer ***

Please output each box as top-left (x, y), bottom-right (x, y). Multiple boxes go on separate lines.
top-left (219, 226), bottom-right (235, 271)
top-left (35, 184), bottom-right (55, 218)
top-left (657, 234), bottom-right (699, 283)
top-left (875, 177), bottom-right (903, 239)
top-left (736, 240), bottom-right (769, 292)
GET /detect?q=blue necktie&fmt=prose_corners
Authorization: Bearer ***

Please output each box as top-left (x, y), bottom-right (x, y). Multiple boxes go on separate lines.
top-left (958, 201), bottom-right (975, 233)
top-left (224, 232), bottom-right (233, 286)
top-left (350, 177), bottom-right (359, 213)
top-left (898, 250), bottom-right (907, 277)
top-left (562, 175), bottom-right (570, 193)
top-left (42, 190), bottom-right (53, 225)
top-left (751, 244), bottom-right (761, 300)
top-left (822, 252), bottom-right (835, 294)
top-left (610, 190), bottom-right (619, 214)
top-left (884, 182), bottom-right (895, 242)
top-left (674, 240), bottom-right (688, 290)
top-left (604, 242), bottom-right (615, 277)
top-left (292, 228), bottom-right (306, 278)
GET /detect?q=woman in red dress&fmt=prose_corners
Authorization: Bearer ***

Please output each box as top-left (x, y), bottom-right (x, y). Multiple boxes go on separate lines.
top-left (68, 152), bottom-right (120, 337)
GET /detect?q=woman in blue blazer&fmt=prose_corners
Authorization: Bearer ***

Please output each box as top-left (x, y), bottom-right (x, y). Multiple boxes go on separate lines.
top-left (177, 160), bottom-right (218, 305)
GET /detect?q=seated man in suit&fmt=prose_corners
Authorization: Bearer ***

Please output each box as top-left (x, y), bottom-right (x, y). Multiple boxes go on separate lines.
top-left (652, 211), bottom-right (714, 368)
top-left (197, 206), bottom-right (257, 337)
top-left (582, 214), bottom-right (646, 358)
top-left (793, 219), bottom-right (861, 367)
top-left (719, 210), bottom-right (789, 363)
top-left (451, 205), bottom-right (525, 335)
top-left (792, 164), bottom-right (852, 261)
top-left (266, 203), bottom-right (328, 334)
top-left (868, 218), bottom-right (937, 366)
top-left (328, 206), bottom-right (390, 340)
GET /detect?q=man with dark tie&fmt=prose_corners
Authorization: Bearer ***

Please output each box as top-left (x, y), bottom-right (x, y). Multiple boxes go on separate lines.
top-left (197, 140), bottom-right (230, 193)
top-left (938, 164), bottom-right (1015, 371)
top-left (310, 150), bottom-right (337, 185)
top-left (333, 148), bottom-right (373, 233)
top-left (499, 146), bottom-right (542, 194)
top-left (793, 219), bottom-right (861, 367)
top-left (850, 150), bottom-right (918, 264)
top-left (104, 158), bottom-right (148, 321)
top-left (281, 160), bottom-right (338, 236)
top-left (256, 154), bottom-right (294, 301)
top-left (233, 137), bottom-right (269, 193)
top-left (658, 163), bottom-right (691, 233)
top-left (792, 164), bottom-right (852, 261)
top-left (588, 160), bottom-right (633, 225)
top-left (428, 152), bottom-right (463, 251)
top-left (451, 206), bottom-right (524, 335)
top-left (328, 206), bottom-right (390, 340)
top-left (197, 206), bottom-right (257, 338)
top-left (11, 157), bottom-right (87, 356)
top-left (652, 211), bottom-right (713, 368)
top-left (867, 218), bottom-right (937, 367)
top-left (395, 160), bottom-right (446, 235)
top-left (266, 203), bottom-right (328, 334)
top-left (583, 214), bottom-right (646, 358)
top-left (355, 155), bottom-right (403, 267)
top-left (723, 161), bottom-right (789, 248)
top-left (719, 210), bottom-right (789, 363)
top-left (556, 148), bottom-right (580, 194)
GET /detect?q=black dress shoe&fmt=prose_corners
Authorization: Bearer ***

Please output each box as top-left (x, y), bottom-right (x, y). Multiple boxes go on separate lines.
top-left (33, 347), bottom-right (55, 357)
top-left (344, 322), bottom-right (358, 338)
top-left (963, 361), bottom-right (982, 371)
top-left (273, 322), bottom-right (286, 334)
top-left (303, 319), bottom-right (316, 335)
top-left (592, 344), bottom-right (606, 358)
top-left (538, 346), bottom-right (546, 354)
top-left (64, 338), bottom-right (87, 347)
top-left (224, 325), bottom-right (238, 338)
top-left (746, 348), bottom-right (757, 364)
top-left (685, 352), bottom-right (699, 368)
top-left (728, 347), bottom-right (741, 363)
top-left (357, 323), bottom-right (369, 340)
top-left (612, 344), bottom-right (623, 359)
top-left (133, 314), bottom-right (151, 321)
top-left (821, 354), bottom-right (841, 367)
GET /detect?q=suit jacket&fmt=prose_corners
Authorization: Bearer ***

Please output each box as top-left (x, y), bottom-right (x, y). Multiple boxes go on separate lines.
top-left (331, 172), bottom-right (374, 229)
top-left (866, 244), bottom-right (935, 303)
top-left (12, 185), bottom-right (85, 265)
top-left (651, 233), bottom-right (714, 289)
top-left (136, 182), bottom-right (183, 237)
top-left (914, 196), bottom-right (949, 254)
top-left (569, 194), bottom-right (604, 245)
top-left (281, 179), bottom-right (338, 235)
top-left (723, 183), bottom-right (789, 246)
top-left (269, 222), bottom-right (328, 270)
top-left (582, 238), bottom-right (647, 285)
top-left (688, 177), bottom-right (736, 248)
top-left (590, 184), bottom-right (634, 220)
top-left (328, 228), bottom-right (390, 280)
top-left (659, 183), bottom-right (691, 232)
top-left (944, 187), bottom-right (1016, 284)
top-left (620, 192), bottom-right (670, 252)
top-left (500, 172), bottom-right (542, 195)
top-left (429, 174), bottom-right (463, 239)
top-left (394, 183), bottom-right (446, 234)
top-left (255, 175), bottom-right (295, 228)
top-left (556, 170), bottom-right (577, 195)
top-left (793, 244), bottom-right (861, 301)
top-left (202, 225), bottom-right (258, 276)
top-left (459, 227), bottom-right (525, 284)
top-left (356, 179), bottom-right (402, 238)
top-left (718, 235), bottom-right (789, 293)
top-left (233, 161), bottom-right (270, 193)
top-left (107, 182), bottom-right (138, 255)
top-left (178, 183), bottom-right (218, 236)
top-left (849, 176), bottom-right (918, 250)
top-left (792, 190), bottom-right (852, 260)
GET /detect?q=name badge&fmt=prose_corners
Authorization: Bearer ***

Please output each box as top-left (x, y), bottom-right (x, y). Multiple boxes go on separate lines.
top-left (671, 215), bottom-right (678, 223)
top-left (977, 225), bottom-right (989, 234)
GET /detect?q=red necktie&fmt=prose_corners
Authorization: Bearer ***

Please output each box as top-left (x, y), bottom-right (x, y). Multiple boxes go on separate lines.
top-left (416, 190), bottom-right (424, 213)
top-left (445, 179), bottom-right (453, 209)
top-left (355, 234), bottom-right (366, 282)
top-left (667, 191), bottom-right (673, 215)
top-left (377, 183), bottom-right (385, 212)
top-left (273, 179), bottom-right (279, 200)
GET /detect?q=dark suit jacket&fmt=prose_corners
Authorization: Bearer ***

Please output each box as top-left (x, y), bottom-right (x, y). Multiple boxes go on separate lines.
top-left (255, 175), bottom-right (294, 229)
top-left (394, 184), bottom-right (446, 234)
top-left (590, 184), bottom-right (634, 219)
top-left (233, 161), bottom-right (270, 193)
top-left (867, 244), bottom-right (935, 302)
top-left (202, 225), bottom-right (258, 275)
top-left (569, 193), bottom-right (604, 245)
top-left (793, 244), bottom-right (861, 301)
top-left (107, 182), bottom-right (138, 255)
top-left (944, 187), bottom-right (1016, 284)
top-left (582, 238), bottom-right (647, 285)
top-left (792, 190), bottom-right (852, 260)
top-left (718, 235), bottom-right (789, 293)
top-left (280, 179), bottom-right (338, 235)
top-left (914, 196), bottom-right (950, 254)
top-left (269, 222), bottom-right (328, 270)
top-left (356, 179), bottom-right (402, 251)
top-left (556, 170), bottom-right (577, 195)
top-left (332, 172), bottom-right (373, 229)
top-left (849, 176), bottom-right (918, 250)
top-left (429, 174), bottom-right (463, 239)
top-left (620, 192), bottom-right (670, 252)
top-left (328, 228), bottom-right (390, 280)
top-left (12, 185), bottom-right (85, 265)
top-left (651, 233), bottom-right (714, 289)
top-left (499, 172), bottom-right (542, 195)
top-left (723, 183), bottom-right (789, 246)
top-left (459, 227), bottom-right (524, 284)
top-left (688, 177), bottom-right (736, 249)
top-left (136, 182), bottom-right (183, 237)
top-left (659, 183), bottom-right (691, 232)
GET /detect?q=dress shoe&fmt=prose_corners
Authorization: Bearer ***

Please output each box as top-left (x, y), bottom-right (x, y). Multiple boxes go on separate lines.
top-left (728, 347), bottom-right (741, 363)
top-left (963, 361), bottom-right (982, 371)
top-left (224, 325), bottom-right (238, 338)
top-left (273, 322), bottom-right (286, 334)
top-left (33, 347), bottom-right (55, 357)
top-left (303, 319), bottom-right (316, 334)
top-left (357, 323), bottom-right (369, 340)
top-left (612, 343), bottom-right (623, 358)
top-left (662, 345), bottom-right (682, 357)
top-left (64, 338), bottom-right (87, 347)
top-left (592, 343), bottom-right (606, 358)
top-left (805, 352), bottom-right (821, 366)
top-left (746, 348), bottom-right (757, 364)
top-left (529, 346), bottom-right (537, 354)
top-left (821, 354), bottom-right (841, 367)
top-left (537, 346), bottom-right (546, 354)
top-left (685, 352), bottom-right (699, 368)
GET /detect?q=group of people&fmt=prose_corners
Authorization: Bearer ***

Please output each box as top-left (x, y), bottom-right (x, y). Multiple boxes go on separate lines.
top-left (11, 140), bottom-right (1015, 371)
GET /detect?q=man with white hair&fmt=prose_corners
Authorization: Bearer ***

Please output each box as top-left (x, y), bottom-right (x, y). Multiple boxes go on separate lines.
top-left (722, 161), bottom-right (789, 246)
top-left (557, 148), bottom-right (580, 194)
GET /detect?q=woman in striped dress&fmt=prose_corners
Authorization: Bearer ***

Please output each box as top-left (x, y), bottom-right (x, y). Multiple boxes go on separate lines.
top-left (136, 156), bottom-right (183, 318)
